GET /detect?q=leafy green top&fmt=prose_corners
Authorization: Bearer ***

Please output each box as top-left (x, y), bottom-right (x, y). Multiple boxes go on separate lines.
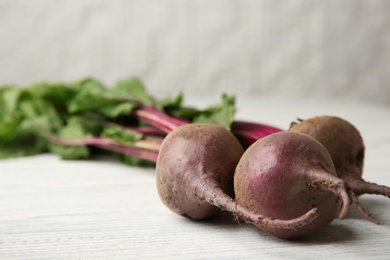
top-left (0, 77), bottom-right (237, 164)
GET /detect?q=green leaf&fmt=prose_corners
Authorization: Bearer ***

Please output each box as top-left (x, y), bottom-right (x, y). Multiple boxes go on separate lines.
top-left (0, 76), bottom-right (239, 166)
top-left (192, 94), bottom-right (236, 129)
top-left (67, 78), bottom-right (140, 118)
top-left (98, 102), bottom-right (137, 118)
top-left (23, 81), bottom-right (74, 107)
top-left (18, 99), bottom-right (63, 131)
top-left (20, 116), bottom-right (53, 137)
top-left (158, 92), bottom-right (184, 112)
top-left (101, 125), bottom-right (143, 145)
top-left (114, 153), bottom-right (155, 167)
top-left (48, 116), bottom-right (99, 159)
top-left (67, 79), bottom-right (111, 113)
top-left (168, 106), bottom-right (203, 121)
top-left (0, 87), bottom-right (22, 119)
top-left (0, 134), bottom-right (47, 159)
top-left (0, 114), bottom-right (50, 159)
top-left (110, 77), bottom-right (155, 105)
top-left (0, 111), bottom-right (23, 138)
top-left (0, 90), bottom-right (65, 158)
top-left (70, 78), bottom-right (105, 91)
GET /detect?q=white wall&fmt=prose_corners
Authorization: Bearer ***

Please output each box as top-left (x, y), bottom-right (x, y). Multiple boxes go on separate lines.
top-left (1, 0), bottom-right (389, 105)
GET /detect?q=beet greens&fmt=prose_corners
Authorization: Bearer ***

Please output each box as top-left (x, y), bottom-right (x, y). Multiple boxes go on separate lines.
top-left (1, 77), bottom-right (389, 240)
top-left (0, 77), bottom-right (281, 164)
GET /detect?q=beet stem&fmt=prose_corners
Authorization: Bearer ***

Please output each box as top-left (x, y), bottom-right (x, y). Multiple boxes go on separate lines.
top-left (131, 107), bottom-right (283, 147)
top-left (96, 143), bottom-right (159, 162)
top-left (232, 121), bottom-right (283, 133)
top-left (127, 126), bottom-right (166, 136)
top-left (48, 135), bottom-right (159, 162)
top-left (132, 107), bottom-right (188, 133)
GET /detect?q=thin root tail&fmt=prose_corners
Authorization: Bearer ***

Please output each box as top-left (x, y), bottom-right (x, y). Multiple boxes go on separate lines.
top-left (348, 189), bottom-right (384, 225)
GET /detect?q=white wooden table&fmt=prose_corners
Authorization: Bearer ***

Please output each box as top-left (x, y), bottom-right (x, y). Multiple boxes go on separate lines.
top-left (1, 95), bottom-right (390, 259)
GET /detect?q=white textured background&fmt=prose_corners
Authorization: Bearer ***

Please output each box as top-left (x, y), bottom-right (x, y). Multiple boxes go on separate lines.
top-left (1, 0), bottom-right (390, 105)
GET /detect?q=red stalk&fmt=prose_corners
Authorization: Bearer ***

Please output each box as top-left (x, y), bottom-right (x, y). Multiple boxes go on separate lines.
top-left (48, 135), bottom-right (159, 163)
top-left (132, 106), bottom-right (188, 133)
top-left (132, 106), bottom-right (283, 148)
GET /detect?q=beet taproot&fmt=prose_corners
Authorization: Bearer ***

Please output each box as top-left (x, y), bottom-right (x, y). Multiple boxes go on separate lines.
top-left (289, 116), bottom-right (390, 197)
top-left (234, 131), bottom-right (351, 239)
top-left (156, 123), bottom-right (319, 232)
top-left (289, 116), bottom-right (388, 224)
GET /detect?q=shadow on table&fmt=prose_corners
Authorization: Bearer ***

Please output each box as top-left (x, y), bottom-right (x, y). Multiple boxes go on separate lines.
top-left (183, 194), bottom-right (390, 244)
top-left (186, 211), bottom-right (240, 227)
top-left (189, 211), bottom-right (359, 245)
top-left (292, 223), bottom-right (356, 245)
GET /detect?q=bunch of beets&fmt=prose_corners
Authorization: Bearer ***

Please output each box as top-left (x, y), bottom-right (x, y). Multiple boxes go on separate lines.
top-left (1, 77), bottom-right (389, 239)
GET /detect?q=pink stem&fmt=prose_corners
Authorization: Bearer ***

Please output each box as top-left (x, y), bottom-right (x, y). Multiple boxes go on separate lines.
top-left (132, 107), bottom-right (283, 148)
top-left (96, 143), bottom-right (159, 162)
top-left (132, 106), bottom-right (188, 133)
top-left (127, 126), bottom-right (166, 136)
top-left (48, 135), bottom-right (159, 163)
top-left (232, 121), bottom-right (284, 148)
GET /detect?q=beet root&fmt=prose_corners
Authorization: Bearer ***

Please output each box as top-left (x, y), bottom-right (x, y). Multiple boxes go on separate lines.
top-left (234, 131), bottom-right (353, 239)
top-left (289, 116), bottom-right (389, 223)
top-left (156, 123), bottom-right (243, 219)
top-left (156, 123), bottom-right (319, 233)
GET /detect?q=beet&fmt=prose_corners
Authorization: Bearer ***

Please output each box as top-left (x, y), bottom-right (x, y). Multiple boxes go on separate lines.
top-left (289, 116), bottom-right (390, 197)
top-left (156, 123), bottom-right (319, 234)
top-left (234, 131), bottom-right (352, 239)
top-left (289, 116), bottom-right (388, 224)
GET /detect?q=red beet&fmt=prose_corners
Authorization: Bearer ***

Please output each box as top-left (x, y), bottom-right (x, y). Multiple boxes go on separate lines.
top-left (234, 131), bottom-right (352, 239)
top-left (156, 123), bottom-right (319, 234)
top-left (289, 116), bottom-right (388, 223)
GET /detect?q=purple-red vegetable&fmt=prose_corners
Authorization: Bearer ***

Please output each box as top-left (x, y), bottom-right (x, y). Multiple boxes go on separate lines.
top-left (156, 123), bottom-right (319, 232)
top-left (289, 116), bottom-right (390, 206)
top-left (234, 131), bottom-right (366, 239)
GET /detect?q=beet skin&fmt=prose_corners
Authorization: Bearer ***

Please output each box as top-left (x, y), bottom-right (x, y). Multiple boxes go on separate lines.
top-left (234, 131), bottom-right (348, 239)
